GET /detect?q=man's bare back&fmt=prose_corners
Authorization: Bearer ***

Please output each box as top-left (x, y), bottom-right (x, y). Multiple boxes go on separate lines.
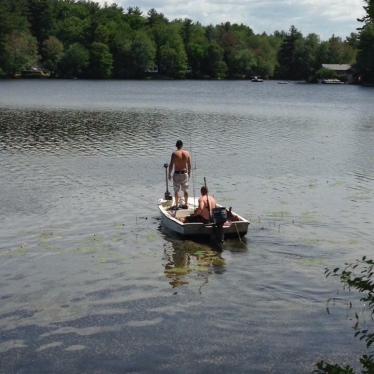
top-left (172, 149), bottom-right (191, 172)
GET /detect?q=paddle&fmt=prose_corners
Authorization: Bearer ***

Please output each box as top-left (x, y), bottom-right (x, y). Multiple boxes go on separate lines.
top-left (164, 163), bottom-right (172, 201)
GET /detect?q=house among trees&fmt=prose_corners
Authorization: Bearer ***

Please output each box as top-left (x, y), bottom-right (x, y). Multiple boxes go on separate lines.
top-left (20, 67), bottom-right (50, 78)
top-left (321, 64), bottom-right (354, 83)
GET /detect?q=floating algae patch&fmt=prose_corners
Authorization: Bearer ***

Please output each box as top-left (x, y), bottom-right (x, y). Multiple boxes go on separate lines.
top-left (300, 237), bottom-right (323, 246)
top-left (86, 233), bottom-right (104, 243)
top-left (39, 231), bottom-right (63, 249)
top-left (71, 234), bottom-right (112, 255)
top-left (72, 246), bottom-right (98, 255)
top-left (300, 236), bottom-right (345, 250)
top-left (0, 244), bottom-right (28, 257)
top-left (39, 231), bottom-right (55, 241)
top-left (267, 211), bottom-right (291, 219)
top-left (347, 239), bottom-right (359, 246)
top-left (39, 241), bottom-right (60, 252)
top-left (111, 234), bottom-right (125, 243)
top-left (88, 242), bottom-right (129, 265)
top-left (97, 255), bottom-right (126, 264)
top-left (308, 183), bottom-right (317, 189)
top-left (299, 258), bottom-right (326, 267)
top-left (146, 233), bottom-right (158, 242)
top-left (299, 211), bottom-right (320, 224)
top-left (112, 224), bottom-right (127, 241)
top-left (41, 243), bottom-right (59, 252)
top-left (331, 180), bottom-right (345, 187)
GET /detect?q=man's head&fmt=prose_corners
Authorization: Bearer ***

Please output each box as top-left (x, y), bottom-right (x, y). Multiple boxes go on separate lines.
top-left (201, 186), bottom-right (208, 195)
top-left (176, 140), bottom-right (183, 149)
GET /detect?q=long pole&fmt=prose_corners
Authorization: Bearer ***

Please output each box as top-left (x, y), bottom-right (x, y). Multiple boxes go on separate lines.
top-left (205, 177), bottom-right (223, 251)
top-left (204, 177), bottom-right (212, 222)
top-left (189, 135), bottom-right (196, 208)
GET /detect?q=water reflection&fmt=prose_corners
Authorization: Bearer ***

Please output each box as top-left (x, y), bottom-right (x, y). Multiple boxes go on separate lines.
top-left (163, 238), bottom-right (226, 289)
top-left (159, 218), bottom-right (249, 289)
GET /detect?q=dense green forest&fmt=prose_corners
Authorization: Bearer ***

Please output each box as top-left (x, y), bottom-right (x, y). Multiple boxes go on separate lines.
top-left (0, 0), bottom-right (373, 82)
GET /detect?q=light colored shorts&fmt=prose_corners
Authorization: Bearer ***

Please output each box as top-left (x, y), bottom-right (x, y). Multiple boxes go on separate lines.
top-left (173, 173), bottom-right (189, 194)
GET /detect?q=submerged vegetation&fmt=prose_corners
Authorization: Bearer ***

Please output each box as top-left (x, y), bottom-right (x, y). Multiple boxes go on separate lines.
top-left (163, 239), bottom-right (227, 289)
top-left (0, 0), bottom-right (372, 82)
top-left (315, 257), bottom-right (374, 373)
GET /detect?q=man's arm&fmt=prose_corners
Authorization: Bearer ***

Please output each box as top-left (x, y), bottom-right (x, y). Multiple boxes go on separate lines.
top-left (187, 152), bottom-right (192, 177)
top-left (195, 197), bottom-right (204, 215)
top-left (168, 153), bottom-right (175, 181)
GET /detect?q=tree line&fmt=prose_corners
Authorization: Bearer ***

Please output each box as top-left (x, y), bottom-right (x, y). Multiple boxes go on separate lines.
top-left (0, 0), bottom-right (372, 83)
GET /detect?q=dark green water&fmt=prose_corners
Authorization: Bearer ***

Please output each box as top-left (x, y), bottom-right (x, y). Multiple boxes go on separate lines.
top-left (0, 80), bottom-right (374, 373)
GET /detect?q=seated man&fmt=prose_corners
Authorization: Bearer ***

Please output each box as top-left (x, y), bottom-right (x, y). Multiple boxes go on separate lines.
top-left (184, 186), bottom-right (217, 223)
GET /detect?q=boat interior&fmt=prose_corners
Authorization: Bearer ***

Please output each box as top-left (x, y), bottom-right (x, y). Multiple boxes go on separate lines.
top-left (165, 205), bottom-right (195, 221)
top-left (163, 201), bottom-right (243, 224)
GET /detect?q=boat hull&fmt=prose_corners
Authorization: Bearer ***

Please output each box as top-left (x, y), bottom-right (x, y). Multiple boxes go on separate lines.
top-left (158, 198), bottom-right (249, 238)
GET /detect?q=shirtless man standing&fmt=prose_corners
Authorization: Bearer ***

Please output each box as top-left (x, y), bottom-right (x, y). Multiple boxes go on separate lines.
top-left (168, 140), bottom-right (191, 208)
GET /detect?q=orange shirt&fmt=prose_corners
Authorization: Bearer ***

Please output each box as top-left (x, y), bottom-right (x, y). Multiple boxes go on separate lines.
top-left (198, 195), bottom-right (217, 221)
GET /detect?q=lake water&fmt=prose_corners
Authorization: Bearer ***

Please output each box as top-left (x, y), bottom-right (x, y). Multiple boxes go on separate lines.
top-left (0, 80), bottom-right (373, 373)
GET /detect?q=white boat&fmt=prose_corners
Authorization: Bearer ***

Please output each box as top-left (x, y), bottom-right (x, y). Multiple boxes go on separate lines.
top-left (251, 76), bottom-right (263, 82)
top-left (320, 78), bottom-right (344, 84)
top-left (158, 197), bottom-right (249, 238)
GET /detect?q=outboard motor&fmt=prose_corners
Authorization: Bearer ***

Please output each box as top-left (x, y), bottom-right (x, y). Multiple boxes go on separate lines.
top-left (211, 207), bottom-right (227, 251)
